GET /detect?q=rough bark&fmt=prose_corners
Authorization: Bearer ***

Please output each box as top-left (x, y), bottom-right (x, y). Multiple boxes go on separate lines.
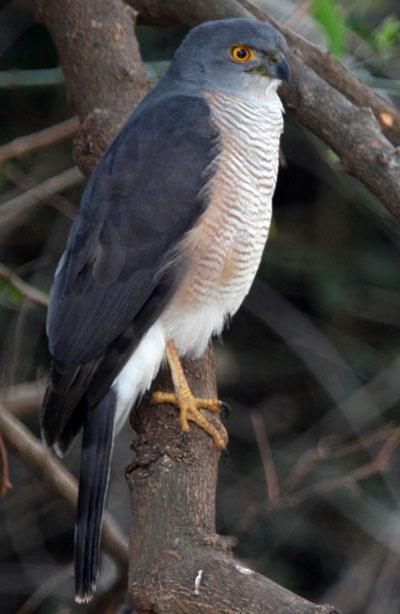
top-left (37, 1), bottom-right (338, 611)
top-left (36, 0), bottom-right (150, 176)
top-left (127, 0), bottom-right (400, 221)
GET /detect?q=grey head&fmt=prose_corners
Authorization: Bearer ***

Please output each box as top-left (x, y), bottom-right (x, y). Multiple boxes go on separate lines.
top-left (167, 18), bottom-right (290, 98)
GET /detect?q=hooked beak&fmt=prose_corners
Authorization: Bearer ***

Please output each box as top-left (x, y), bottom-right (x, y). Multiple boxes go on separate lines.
top-left (250, 52), bottom-right (291, 82)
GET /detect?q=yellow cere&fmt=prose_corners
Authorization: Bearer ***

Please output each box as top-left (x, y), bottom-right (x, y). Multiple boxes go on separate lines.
top-left (231, 45), bottom-right (255, 63)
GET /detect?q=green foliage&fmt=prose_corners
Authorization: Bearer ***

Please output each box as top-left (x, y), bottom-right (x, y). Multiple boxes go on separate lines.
top-left (311, 0), bottom-right (347, 57)
top-left (347, 13), bottom-right (400, 58)
top-left (373, 16), bottom-right (400, 53)
top-left (0, 277), bottom-right (22, 304)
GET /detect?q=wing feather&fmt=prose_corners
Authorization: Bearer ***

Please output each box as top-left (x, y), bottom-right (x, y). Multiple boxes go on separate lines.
top-left (47, 94), bottom-right (218, 365)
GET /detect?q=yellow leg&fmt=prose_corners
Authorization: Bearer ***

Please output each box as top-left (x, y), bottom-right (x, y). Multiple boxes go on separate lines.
top-left (151, 341), bottom-right (228, 449)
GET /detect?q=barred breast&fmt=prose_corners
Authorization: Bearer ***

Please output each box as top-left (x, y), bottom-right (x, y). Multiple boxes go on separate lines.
top-left (162, 88), bottom-right (284, 356)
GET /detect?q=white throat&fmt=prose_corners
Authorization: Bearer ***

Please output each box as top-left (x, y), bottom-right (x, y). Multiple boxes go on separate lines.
top-left (214, 75), bottom-right (283, 112)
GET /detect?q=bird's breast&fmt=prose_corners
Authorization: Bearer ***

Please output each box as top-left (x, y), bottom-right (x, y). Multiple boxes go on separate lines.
top-left (162, 89), bottom-right (283, 356)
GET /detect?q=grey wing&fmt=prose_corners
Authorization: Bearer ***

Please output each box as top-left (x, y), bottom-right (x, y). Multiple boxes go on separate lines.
top-left (47, 94), bottom-right (218, 364)
top-left (42, 94), bottom-right (219, 446)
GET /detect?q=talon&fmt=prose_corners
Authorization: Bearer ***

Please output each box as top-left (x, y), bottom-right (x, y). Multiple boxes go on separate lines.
top-left (150, 341), bottom-right (229, 449)
top-left (151, 391), bottom-right (225, 415)
top-left (222, 448), bottom-right (229, 462)
top-left (151, 389), bottom-right (227, 449)
top-left (220, 401), bottom-right (230, 419)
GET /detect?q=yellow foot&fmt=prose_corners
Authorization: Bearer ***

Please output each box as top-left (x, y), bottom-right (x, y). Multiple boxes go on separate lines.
top-left (150, 390), bottom-right (228, 449)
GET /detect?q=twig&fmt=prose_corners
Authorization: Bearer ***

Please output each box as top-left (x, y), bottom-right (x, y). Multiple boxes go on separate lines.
top-left (283, 0), bottom-right (311, 29)
top-left (0, 67), bottom-right (64, 90)
top-left (0, 434), bottom-right (11, 497)
top-left (5, 164), bottom-right (77, 219)
top-left (251, 411), bottom-right (280, 505)
top-left (240, 426), bottom-right (400, 532)
top-left (1, 380), bottom-right (46, 417)
top-left (89, 577), bottom-right (128, 613)
top-left (282, 423), bottom-right (399, 494)
top-left (16, 564), bottom-right (74, 614)
top-left (0, 166), bottom-right (82, 226)
top-left (0, 116), bottom-right (78, 165)
top-left (283, 428), bottom-right (400, 506)
top-left (0, 402), bottom-right (129, 572)
top-left (0, 262), bottom-right (49, 308)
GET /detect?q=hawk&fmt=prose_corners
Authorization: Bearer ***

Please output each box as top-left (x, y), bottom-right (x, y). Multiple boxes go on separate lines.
top-left (41, 18), bottom-right (289, 602)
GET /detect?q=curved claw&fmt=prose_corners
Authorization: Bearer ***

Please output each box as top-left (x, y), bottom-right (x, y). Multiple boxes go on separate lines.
top-left (150, 390), bottom-right (228, 448)
top-left (219, 401), bottom-right (230, 419)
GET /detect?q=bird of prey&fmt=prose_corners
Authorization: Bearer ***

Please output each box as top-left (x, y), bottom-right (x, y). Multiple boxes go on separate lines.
top-left (41, 18), bottom-right (289, 603)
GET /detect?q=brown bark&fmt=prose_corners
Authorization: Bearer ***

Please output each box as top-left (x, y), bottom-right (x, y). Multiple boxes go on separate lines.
top-left (128, 0), bottom-right (400, 222)
top-left (37, 1), bottom-right (338, 611)
top-left (36, 0), bottom-right (151, 176)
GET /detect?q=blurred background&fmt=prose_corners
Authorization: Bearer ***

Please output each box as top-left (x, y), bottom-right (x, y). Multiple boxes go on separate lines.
top-left (1, 0), bottom-right (400, 612)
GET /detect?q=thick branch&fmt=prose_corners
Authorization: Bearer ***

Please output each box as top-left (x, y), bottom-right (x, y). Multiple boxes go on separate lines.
top-left (128, 350), bottom-right (336, 613)
top-left (128, 0), bottom-right (400, 221)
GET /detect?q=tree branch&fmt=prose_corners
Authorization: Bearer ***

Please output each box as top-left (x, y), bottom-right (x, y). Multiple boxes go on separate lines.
top-left (1, 380), bottom-right (45, 417)
top-left (5, 164), bottom-right (77, 219)
top-left (128, 350), bottom-right (336, 613)
top-left (0, 166), bottom-right (82, 226)
top-left (128, 0), bottom-right (400, 221)
top-left (0, 262), bottom-right (49, 308)
top-left (0, 116), bottom-right (79, 166)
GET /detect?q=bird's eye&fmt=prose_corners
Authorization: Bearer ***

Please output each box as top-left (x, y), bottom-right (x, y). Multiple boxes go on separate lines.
top-left (269, 55), bottom-right (279, 65)
top-left (231, 45), bottom-right (254, 63)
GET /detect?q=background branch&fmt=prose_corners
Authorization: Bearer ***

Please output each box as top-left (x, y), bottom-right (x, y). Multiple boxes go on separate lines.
top-left (0, 403), bottom-right (128, 572)
top-left (0, 262), bottom-right (49, 308)
top-left (0, 166), bottom-right (82, 226)
top-left (4, 164), bottom-right (77, 219)
top-left (1, 380), bottom-right (46, 417)
top-left (0, 116), bottom-right (79, 166)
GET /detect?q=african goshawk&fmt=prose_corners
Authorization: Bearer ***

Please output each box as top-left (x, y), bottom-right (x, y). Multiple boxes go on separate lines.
top-left (41, 18), bottom-right (289, 602)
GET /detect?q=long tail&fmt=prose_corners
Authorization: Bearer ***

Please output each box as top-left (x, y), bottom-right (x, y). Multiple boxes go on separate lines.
top-left (74, 389), bottom-right (116, 604)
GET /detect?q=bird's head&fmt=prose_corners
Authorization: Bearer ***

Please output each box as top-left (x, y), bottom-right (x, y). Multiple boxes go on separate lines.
top-left (169, 18), bottom-right (290, 100)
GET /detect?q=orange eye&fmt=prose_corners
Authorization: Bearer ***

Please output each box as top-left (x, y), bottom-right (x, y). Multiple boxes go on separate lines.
top-left (231, 45), bottom-right (254, 63)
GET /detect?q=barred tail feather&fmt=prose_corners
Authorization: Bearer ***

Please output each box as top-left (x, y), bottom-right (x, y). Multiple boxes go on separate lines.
top-left (74, 389), bottom-right (116, 603)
